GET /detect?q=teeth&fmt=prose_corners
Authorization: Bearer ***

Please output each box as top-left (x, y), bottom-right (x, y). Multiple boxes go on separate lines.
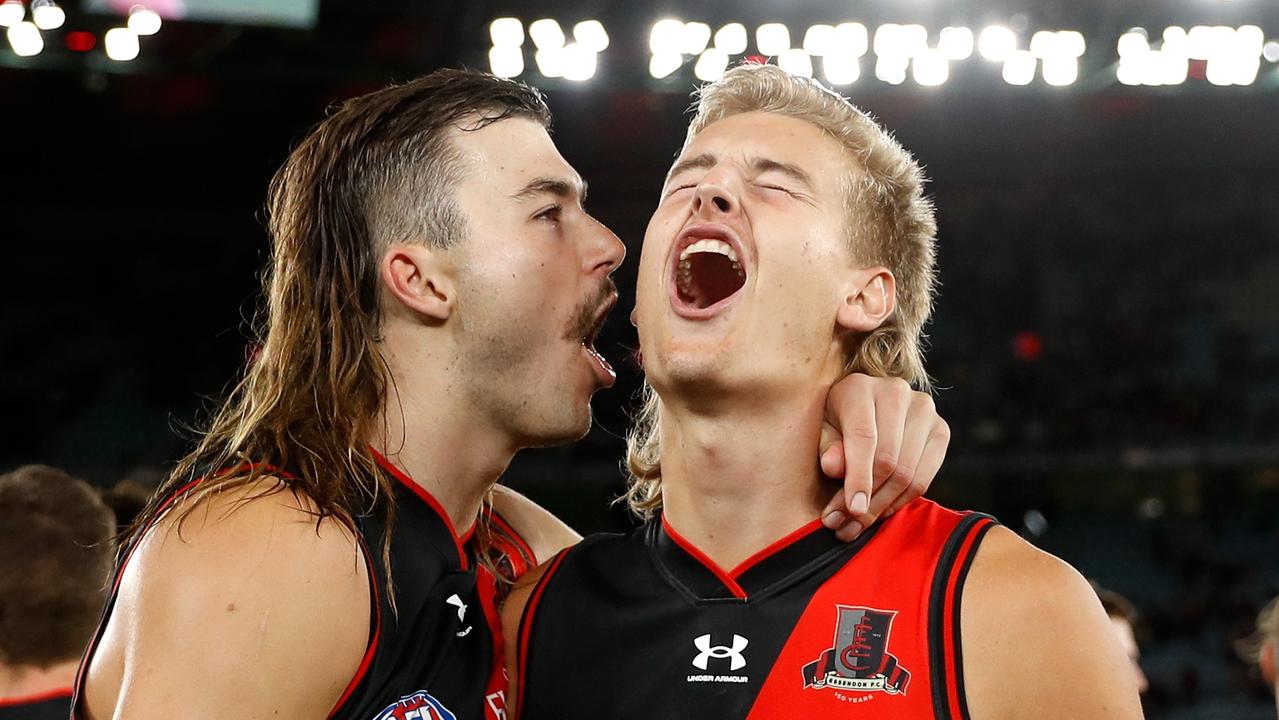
top-left (679, 239), bottom-right (738, 264)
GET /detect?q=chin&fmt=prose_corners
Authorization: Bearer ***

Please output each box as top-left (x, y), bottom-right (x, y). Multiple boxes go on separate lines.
top-left (521, 405), bottom-right (594, 449)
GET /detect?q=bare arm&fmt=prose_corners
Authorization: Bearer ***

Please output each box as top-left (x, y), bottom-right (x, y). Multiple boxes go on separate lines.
top-left (961, 526), bottom-right (1145, 720)
top-left (84, 483), bottom-right (371, 720)
top-left (490, 485), bottom-right (582, 563)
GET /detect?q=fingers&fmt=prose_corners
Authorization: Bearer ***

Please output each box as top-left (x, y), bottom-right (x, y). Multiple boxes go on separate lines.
top-left (866, 392), bottom-right (935, 517)
top-left (825, 377), bottom-right (878, 517)
top-left (819, 423), bottom-right (845, 479)
top-left (884, 419), bottom-right (950, 517)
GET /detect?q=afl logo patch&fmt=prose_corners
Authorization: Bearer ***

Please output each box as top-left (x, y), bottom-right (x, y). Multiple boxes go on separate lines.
top-left (802, 605), bottom-right (911, 695)
top-left (372, 691), bottom-right (458, 720)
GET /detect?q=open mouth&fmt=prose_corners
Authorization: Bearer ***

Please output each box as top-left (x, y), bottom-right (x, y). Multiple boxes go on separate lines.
top-left (580, 294), bottom-right (617, 386)
top-left (674, 238), bottom-right (747, 310)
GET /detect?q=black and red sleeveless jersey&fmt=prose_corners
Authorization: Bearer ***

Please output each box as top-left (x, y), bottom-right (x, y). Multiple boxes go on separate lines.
top-left (74, 450), bottom-right (536, 720)
top-left (516, 499), bottom-right (996, 720)
top-left (0, 688), bottom-right (72, 720)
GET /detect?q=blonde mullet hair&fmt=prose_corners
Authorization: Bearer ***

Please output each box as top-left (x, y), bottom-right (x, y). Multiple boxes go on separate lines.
top-left (624, 63), bottom-right (938, 518)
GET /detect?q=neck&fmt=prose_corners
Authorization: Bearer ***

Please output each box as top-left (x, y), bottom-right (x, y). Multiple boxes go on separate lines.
top-left (0, 660), bottom-right (77, 701)
top-left (372, 339), bottom-right (516, 536)
top-left (657, 381), bottom-right (834, 570)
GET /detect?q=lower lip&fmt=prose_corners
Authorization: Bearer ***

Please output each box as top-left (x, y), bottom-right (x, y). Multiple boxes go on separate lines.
top-left (582, 343), bottom-right (616, 388)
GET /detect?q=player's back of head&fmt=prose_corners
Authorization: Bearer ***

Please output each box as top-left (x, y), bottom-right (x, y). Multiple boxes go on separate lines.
top-left (0, 464), bottom-right (116, 669)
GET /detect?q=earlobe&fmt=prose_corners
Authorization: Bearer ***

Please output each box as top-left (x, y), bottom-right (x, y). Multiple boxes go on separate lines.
top-left (381, 244), bottom-right (457, 323)
top-left (836, 268), bottom-right (896, 334)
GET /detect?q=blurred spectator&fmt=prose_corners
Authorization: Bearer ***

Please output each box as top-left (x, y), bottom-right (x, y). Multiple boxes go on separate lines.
top-left (1240, 595), bottom-right (1279, 717)
top-left (1096, 583), bottom-right (1150, 695)
top-left (100, 474), bottom-right (160, 533)
top-left (0, 465), bottom-right (116, 719)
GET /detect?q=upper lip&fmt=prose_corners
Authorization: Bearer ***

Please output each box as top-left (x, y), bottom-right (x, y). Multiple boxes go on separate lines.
top-left (584, 293), bottom-right (617, 344)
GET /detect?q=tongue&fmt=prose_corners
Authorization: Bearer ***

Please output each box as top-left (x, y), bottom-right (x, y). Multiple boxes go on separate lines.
top-left (686, 253), bottom-right (744, 308)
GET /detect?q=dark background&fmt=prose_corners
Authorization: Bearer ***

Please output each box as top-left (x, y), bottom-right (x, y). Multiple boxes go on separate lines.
top-left (2, 1), bottom-right (1277, 717)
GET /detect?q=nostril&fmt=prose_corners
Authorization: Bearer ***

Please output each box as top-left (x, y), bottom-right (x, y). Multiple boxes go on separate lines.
top-left (712, 195), bottom-right (730, 212)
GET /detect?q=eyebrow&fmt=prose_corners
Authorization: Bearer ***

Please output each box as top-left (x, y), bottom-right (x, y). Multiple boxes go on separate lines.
top-left (510, 176), bottom-right (589, 204)
top-left (665, 153), bottom-right (816, 192)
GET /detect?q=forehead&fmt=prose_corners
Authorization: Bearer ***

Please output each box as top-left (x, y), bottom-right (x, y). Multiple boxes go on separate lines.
top-left (452, 117), bottom-right (579, 190)
top-left (677, 111), bottom-right (848, 183)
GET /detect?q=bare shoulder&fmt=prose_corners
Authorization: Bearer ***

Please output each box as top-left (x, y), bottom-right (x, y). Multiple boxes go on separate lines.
top-left (960, 526), bottom-right (1144, 720)
top-left (87, 478), bottom-right (371, 719)
top-left (491, 484), bottom-right (581, 563)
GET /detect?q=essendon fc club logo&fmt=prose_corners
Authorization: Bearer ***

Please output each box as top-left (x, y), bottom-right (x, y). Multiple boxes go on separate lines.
top-left (371, 691), bottom-right (458, 720)
top-left (802, 605), bottom-right (911, 695)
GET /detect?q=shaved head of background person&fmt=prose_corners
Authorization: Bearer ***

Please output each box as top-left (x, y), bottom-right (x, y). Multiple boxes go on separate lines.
top-left (74, 69), bottom-right (951, 720)
top-left (0, 465), bottom-right (115, 720)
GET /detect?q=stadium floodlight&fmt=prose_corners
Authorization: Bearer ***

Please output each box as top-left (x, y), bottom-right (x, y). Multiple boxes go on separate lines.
top-left (682, 21), bottom-right (711, 55)
top-left (939, 26), bottom-right (973, 60)
top-left (1264, 41), bottom-right (1279, 63)
top-left (778, 48), bottom-right (813, 77)
top-left (823, 51), bottom-right (860, 85)
top-left (1237, 25), bottom-right (1264, 56)
top-left (978, 25), bottom-right (1017, 61)
top-left (714, 23), bottom-right (747, 54)
top-left (529, 18), bottom-right (565, 50)
top-left (1158, 52), bottom-right (1189, 85)
top-left (104, 26), bottom-right (139, 61)
top-left (650, 52), bottom-right (683, 79)
top-left (912, 49), bottom-right (949, 86)
top-left (535, 47), bottom-right (564, 77)
top-left (1057, 31), bottom-right (1086, 58)
top-left (561, 43), bottom-right (597, 81)
top-left (874, 54), bottom-right (908, 84)
top-left (802, 24), bottom-right (835, 56)
top-left (489, 45), bottom-right (524, 78)
top-left (1186, 25), bottom-right (1213, 60)
top-left (650, 18), bottom-right (685, 56)
top-left (127, 6), bottom-right (161, 36)
top-left (6, 21), bottom-right (41, 56)
top-left (833, 23), bottom-right (869, 57)
top-left (1029, 30), bottom-right (1057, 58)
top-left (1116, 54), bottom-right (1144, 85)
top-left (1042, 55), bottom-right (1078, 86)
top-left (900, 24), bottom-right (928, 57)
top-left (1001, 50), bottom-right (1036, 85)
top-left (1117, 30), bottom-right (1149, 58)
top-left (756, 23), bottom-right (790, 56)
top-left (0, 0), bottom-right (23, 28)
top-left (1162, 26), bottom-right (1187, 55)
top-left (490, 17), bottom-right (524, 48)
top-left (873, 24), bottom-right (901, 58)
top-left (694, 48), bottom-right (729, 81)
top-left (31, 1), bottom-right (64, 31)
top-left (573, 20), bottom-right (609, 52)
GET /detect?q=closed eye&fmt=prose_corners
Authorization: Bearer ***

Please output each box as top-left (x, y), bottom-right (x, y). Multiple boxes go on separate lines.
top-left (664, 184), bottom-right (696, 199)
top-left (535, 204), bottom-right (563, 222)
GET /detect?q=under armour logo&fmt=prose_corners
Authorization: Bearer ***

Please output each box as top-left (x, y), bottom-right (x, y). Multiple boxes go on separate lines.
top-left (447, 594), bottom-right (472, 637)
top-left (692, 633), bottom-right (749, 671)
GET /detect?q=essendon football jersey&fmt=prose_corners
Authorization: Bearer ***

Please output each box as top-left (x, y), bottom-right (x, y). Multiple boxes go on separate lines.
top-left (74, 450), bottom-right (535, 720)
top-left (0, 689), bottom-right (72, 720)
top-left (516, 499), bottom-right (996, 719)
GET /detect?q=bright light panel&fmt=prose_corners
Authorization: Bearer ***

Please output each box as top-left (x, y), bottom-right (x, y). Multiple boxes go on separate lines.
top-left (650, 52), bottom-right (683, 79)
top-left (912, 49), bottom-right (949, 86)
top-left (714, 23), bottom-right (747, 54)
top-left (1002, 50), bottom-right (1036, 85)
top-left (874, 54), bottom-right (908, 84)
top-left (535, 47), bottom-right (564, 77)
top-left (939, 26), bottom-right (973, 60)
top-left (650, 18), bottom-right (684, 56)
top-left (573, 20), bottom-right (608, 52)
top-left (1118, 30), bottom-right (1149, 58)
top-left (694, 48), bottom-right (729, 81)
top-left (489, 17), bottom-right (523, 48)
top-left (803, 24), bottom-right (835, 56)
top-left (979, 25), bottom-right (1017, 61)
top-left (127, 7), bottom-right (161, 36)
top-left (1042, 55), bottom-right (1078, 86)
top-left (32, 3), bottom-right (64, 31)
top-left (834, 23), bottom-right (868, 57)
top-left (756, 23), bottom-right (790, 55)
top-left (6, 20), bottom-right (41, 56)
top-left (529, 18), bottom-right (565, 50)
top-left (778, 48), bottom-right (813, 77)
top-left (561, 43), bottom-right (597, 81)
top-left (104, 26), bottom-right (139, 61)
top-left (489, 45), bottom-right (523, 78)
top-left (682, 21), bottom-right (711, 55)
top-left (0, 0), bottom-right (23, 28)
top-left (823, 51), bottom-right (860, 85)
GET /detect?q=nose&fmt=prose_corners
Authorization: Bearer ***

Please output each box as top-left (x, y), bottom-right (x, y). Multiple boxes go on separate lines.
top-left (585, 215), bottom-right (626, 277)
top-left (692, 178), bottom-right (738, 219)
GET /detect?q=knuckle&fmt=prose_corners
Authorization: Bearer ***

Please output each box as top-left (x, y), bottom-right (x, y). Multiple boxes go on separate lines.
top-left (932, 421), bottom-right (952, 443)
top-left (849, 425), bottom-right (877, 441)
top-left (909, 477), bottom-right (930, 495)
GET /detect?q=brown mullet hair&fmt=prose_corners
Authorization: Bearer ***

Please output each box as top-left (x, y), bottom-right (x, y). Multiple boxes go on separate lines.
top-left (127, 70), bottom-right (551, 592)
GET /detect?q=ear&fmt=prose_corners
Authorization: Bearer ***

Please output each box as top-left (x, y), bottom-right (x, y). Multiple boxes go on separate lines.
top-left (380, 244), bottom-right (457, 322)
top-left (1262, 642), bottom-right (1277, 686)
top-left (836, 267), bottom-right (896, 335)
